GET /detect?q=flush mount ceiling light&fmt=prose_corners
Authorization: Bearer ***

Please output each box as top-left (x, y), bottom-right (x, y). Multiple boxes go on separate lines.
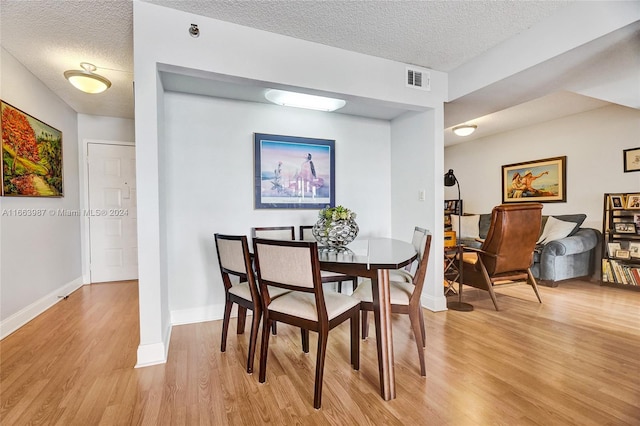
top-left (264, 89), bottom-right (346, 112)
top-left (452, 124), bottom-right (477, 137)
top-left (64, 62), bottom-right (111, 94)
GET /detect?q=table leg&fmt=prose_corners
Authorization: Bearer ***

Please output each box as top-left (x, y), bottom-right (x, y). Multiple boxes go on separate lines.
top-left (371, 268), bottom-right (395, 400)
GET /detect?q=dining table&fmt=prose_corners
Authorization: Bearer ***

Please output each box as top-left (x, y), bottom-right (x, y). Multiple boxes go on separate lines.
top-left (317, 238), bottom-right (418, 401)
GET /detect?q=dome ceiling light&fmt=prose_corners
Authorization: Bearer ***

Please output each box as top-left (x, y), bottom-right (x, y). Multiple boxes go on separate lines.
top-left (452, 124), bottom-right (477, 137)
top-left (64, 62), bottom-right (111, 94)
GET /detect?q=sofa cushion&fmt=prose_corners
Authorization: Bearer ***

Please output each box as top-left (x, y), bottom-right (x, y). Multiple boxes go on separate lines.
top-left (537, 216), bottom-right (578, 244)
top-left (478, 214), bottom-right (492, 239)
top-left (451, 214), bottom-right (480, 239)
top-left (541, 214), bottom-right (586, 237)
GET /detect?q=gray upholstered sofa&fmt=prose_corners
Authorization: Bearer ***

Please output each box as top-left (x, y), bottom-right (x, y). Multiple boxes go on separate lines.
top-left (457, 213), bottom-right (601, 286)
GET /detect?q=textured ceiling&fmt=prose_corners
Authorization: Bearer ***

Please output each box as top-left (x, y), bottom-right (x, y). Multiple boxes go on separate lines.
top-left (149, 0), bottom-right (569, 72)
top-left (0, 0), bottom-right (570, 120)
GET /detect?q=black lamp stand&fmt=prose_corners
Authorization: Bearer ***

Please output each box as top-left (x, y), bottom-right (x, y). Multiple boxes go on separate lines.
top-left (444, 169), bottom-right (474, 312)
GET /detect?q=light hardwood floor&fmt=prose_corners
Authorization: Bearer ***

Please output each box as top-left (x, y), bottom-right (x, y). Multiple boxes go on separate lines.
top-left (1, 279), bottom-right (639, 425)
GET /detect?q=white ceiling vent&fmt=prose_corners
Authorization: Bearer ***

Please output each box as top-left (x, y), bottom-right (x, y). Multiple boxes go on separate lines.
top-left (406, 67), bottom-right (431, 91)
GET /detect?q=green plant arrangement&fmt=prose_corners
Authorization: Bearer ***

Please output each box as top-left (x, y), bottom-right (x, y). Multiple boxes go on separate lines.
top-left (319, 205), bottom-right (357, 223)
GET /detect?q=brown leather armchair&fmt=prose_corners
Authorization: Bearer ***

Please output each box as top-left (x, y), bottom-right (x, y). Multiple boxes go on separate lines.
top-left (461, 203), bottom-right (543, 310)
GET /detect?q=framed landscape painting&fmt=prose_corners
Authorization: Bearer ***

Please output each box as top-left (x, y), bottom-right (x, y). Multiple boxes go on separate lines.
top-left (1, 101), bottom-right (63, 196)
top-left (502, 156), bottom-right (566, 203)
top-left (254, 133), bottom-right (335, 209)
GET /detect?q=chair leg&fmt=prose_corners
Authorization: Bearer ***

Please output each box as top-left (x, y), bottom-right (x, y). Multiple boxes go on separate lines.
top-left (301, 329), bottom-right (310, 353)
top-left (313, 330), bottom-right (329, 409)
top-left (246, 307), bottom-right (261, 374)
top-left (237, 306), bottom-right (247, 334)
top-left (418, 309), bottom-right (426, 348)
top-left (271, 321), bottom-right (277, 335)
top-left (486, 285), bottom-right (500, 311)
top-left (221, 299), bottom-right (233, 352)
top-left (350, 311), bottom-right (360, 370)
top-left (361, 310), bottom-right (369, 340)
top-left (478, 258), bottom-right (500, 311)
top-left (337, 281), bottom-right (342, 293)
top-left (259, 317), bottom-right (271, 383)
top-left (408, 305), bottom-right (426, 376)
top-left (527, 269), bottom-right (543, 303)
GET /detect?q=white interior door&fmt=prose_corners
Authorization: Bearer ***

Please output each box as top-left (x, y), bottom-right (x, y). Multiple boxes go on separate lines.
top-left (88, 143), bottom-right (138, 283)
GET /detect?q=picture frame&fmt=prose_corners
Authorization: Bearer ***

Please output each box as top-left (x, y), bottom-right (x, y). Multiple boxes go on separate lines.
top-left (634, 214), bottom-right (640, 234)
top-left (502, 156), bottom-right (566, 203)
top-left (614, 249), bottom-right (631, 260)
top-left (1, 101), bottom-right (63, 196)
top-left (610, 194), bottom-right (625, 209)
top-left (607, 242), bottom-right (621, 257)
top-left (254, 133), bottom-right (335, 209)
top-left (628, 242), bottom-right (640, 258)
top-left (613, 222), bottom-right (637, 234)
top-left (625, 193), bottom-right (640, 209)
top-left (623, 147), bottom-right (640, 173)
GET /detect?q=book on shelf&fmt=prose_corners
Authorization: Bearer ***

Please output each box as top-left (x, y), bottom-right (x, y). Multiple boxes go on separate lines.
top-left (605, 258), bottom-right (640, 285)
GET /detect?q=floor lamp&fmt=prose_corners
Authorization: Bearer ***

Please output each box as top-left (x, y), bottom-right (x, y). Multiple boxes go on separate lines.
top-left (444, 169), bottom-right (474, 311)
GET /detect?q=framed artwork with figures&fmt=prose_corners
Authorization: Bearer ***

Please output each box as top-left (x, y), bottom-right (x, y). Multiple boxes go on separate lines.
top-left (253, 133), bottom-right (335, 209)
top-left (502, 156), bottom-right (566, 203)
top-left (626, 194), bottom-right (640, 209)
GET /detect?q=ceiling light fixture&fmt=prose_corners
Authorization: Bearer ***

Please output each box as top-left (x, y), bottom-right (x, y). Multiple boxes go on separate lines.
top-left (64, 62), bottom-right (111, 94)
top-left (452, 124), bottom-right (477, 137)
top-left (264, 89), bottom-right (346, 112)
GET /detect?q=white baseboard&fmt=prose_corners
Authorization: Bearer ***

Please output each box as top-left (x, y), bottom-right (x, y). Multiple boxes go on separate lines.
top-left (170, 302), bottom-right (236, 326)
top-left (135, 323), bottom-right (172, 368)
top-left (0, 276), bottom-right (84, 340)
top-left (421, 294), bottom-right (448, 312)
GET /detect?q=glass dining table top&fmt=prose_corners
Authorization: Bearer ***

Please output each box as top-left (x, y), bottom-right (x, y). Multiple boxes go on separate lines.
top-left (317, 238), bottom-right (417, 271)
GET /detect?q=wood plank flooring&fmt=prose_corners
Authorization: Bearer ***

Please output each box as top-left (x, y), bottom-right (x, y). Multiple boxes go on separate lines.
top-left (1, 279), bottom-right (639, 425)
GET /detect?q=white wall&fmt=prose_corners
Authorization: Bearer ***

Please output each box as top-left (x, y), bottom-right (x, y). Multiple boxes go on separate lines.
top-left (444, 105), bottom-right (640, 229)
top-left (163, 93), bottom-right (393, 321)
top-left (77, 114), bottom-right (135, 143)
top-left (0, 48), bottom-right (82, 337)
top-left (390, 109), bottom-right (447, 311)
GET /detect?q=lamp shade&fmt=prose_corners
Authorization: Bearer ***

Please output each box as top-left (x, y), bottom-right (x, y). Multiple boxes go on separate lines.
top-left (64, 63), bottom-right (111, 94)
top-left (444, 169), bottom-right (457, 186)
top-left (452, 124), bottom-right (477, 137)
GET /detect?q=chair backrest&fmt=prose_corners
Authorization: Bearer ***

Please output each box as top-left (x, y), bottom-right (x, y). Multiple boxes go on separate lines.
top-left (251, 226), bottom-right (295, 241)
top-left (214, 233), bottom-right (260, 302)
top-left (299, 225), bottom-right (316, 241)
top-left (411, 227), bottom-right (428, 254)
top-left (480, 203), bottom-right (543, 275)
top-left (252, 238), bottom-right (327, 319)
top-left (410, 232), bottom-right (432, 302)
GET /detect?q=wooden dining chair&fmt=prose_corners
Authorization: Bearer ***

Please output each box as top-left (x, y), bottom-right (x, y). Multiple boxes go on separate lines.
top-left (352, 231), bottom-right (432, 376)
top-left (214, 233), bottom-right (289, 374)
top-left (299, 225), bottom-right (359, 293)
top-left (251, 226), bottom-right (295, 241)
top-left (251, 226), bottom-right (296, 334)
top-left (388, 226), bottom-right (428, 283)
top-left (252, 238), bottom-right (360, 409)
